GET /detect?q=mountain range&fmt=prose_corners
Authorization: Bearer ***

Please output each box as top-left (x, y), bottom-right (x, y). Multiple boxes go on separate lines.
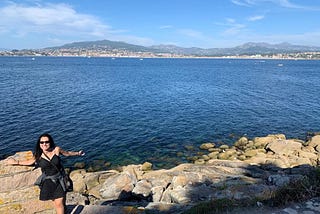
top-left (44, 40), bottom-right (320, 56)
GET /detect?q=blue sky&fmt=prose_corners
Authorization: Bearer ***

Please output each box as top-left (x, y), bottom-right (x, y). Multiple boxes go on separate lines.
top-left (1, 0), bottom-right (320, 49)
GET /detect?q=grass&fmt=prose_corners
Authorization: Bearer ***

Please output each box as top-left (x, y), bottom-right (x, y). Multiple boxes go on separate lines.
top-left (265, 167), bottom-right (320, 207)
top-left (183, 198), bottom-right (256, 214)
top-left (183, 167), bottom-right (320, 214)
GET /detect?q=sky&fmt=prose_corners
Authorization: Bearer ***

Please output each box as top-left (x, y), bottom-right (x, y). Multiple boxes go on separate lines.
top-left (0, 0), bottom-right (320, 49)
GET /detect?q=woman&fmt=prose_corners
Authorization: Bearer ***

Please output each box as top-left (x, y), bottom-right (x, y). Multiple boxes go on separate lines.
top-left (6, 133), bottom-right (85, 214)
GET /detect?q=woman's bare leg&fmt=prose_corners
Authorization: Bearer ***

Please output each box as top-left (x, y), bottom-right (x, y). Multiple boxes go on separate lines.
top-left (53, 197), bottom-right (65, 214)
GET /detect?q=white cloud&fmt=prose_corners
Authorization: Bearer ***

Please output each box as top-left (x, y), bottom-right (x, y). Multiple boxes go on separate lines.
top-left (159, 25), bottom-right (174, 29)
top-left (248, 15), bottom-right (265, 21)
top-left (226, 18), bottom-right (236, 23)
top-left (230, 0), bottom-right (252, 7)
top-left (0, 2), bottom-right (111, 37)
top-left (223, 24), bottom-right (246, 35)
top-left (177, 29), bottom-right (206, 39)
top-left (231, 0), bottom-right (320, 10)
top-left (217, 18), bottom-right (247, 36)
top-left (0, 2), bottom-right (154, 48)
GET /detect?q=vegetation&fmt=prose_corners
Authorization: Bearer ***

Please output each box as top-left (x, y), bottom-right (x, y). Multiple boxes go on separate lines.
top-left (266, 167), bottom-right (320, 207)
top-left (184, 167), bottom-right (320, 214)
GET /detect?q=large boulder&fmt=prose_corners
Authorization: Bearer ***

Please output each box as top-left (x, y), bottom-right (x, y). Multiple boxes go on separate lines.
top-left (0, 151), bottom-right (54, 214)
top-left (308, 135), bottom-right (320, 149)
top-left (265, 140), bottom-right (302, 156)
top-left (254, 134), bottom-right (286, 149)
top-left (99, 171), bottom-right (136, 201)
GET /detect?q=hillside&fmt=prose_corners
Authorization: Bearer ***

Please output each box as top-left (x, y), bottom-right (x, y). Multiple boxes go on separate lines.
top-left (45, 40), bottom-right (320, 56)
top-left (46, 39), bottom-right (153, 53)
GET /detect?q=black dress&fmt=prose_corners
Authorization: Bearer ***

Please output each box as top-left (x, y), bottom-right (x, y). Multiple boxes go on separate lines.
top-left (38, 154), bottom-right (66, 200)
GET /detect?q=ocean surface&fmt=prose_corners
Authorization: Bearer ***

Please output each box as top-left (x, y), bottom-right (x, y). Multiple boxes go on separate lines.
top-left (1, 56), bottom-right (320, 169)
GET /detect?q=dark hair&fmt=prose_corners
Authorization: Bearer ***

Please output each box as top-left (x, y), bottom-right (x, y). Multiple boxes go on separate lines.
top-left (34, 133), bottom-right (56, 161)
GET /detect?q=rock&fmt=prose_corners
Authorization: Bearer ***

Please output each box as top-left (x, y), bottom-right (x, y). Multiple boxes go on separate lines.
top-left (66, 192), bottom-right (89, 205)
top-left (184, 145), bottom-right (195, 151)
top-left (265, 140), bottom-right (302, 156)
top-left (234, 136), bottom-right (249, 150)
top-left (74, 162), bottom-right (86, 169)
top-left (70, 169), bottom-right (86, 193)
top-left (244, 149), bottom-right (260, 158)
top-left (315, 145), bottom-right (320, 153)
top-left (99, 172), bottom-right (136, 201)
top-left (218, 150), bottom-right (235, 160)
top-left (217, 152), bottom-right (229, 160)
top-left (298, 150), bottom-right (318, 161)
top-left (264, 156), bottom-right (291, 168)
top-left (172, 175), bottom-right (188, 188)
top-left (0, 151), bottom-right (55, 214)
top-left (145, 202), bottom-right (189, 214)
top-left (3, 134), bottom-right (320, 213)
top-left (267, 175), bottom-right (291, 187)
top-left (194, 159), bottom-right (205, 164)
top-left (237, 155), bottom-right (247, 161)
top-left (199, 143), bottom-right (215, 150)
top-left (254, 134), bottom-right (286, 149)
top-left (208, 151), bottom-right (219, 159)
top-left (308, 135), bottom-right (320, 148)
top-left (290, 157), bottom-right (313, 167)
top-left (141, 162), bottom-right (153, 171)
top-left (132, 179), bottom-right (152, 199)
top-left (169, 186), bottom-right (190, 203)
top-left (243, 149), bottom-right (265, 158)
top-left (151, 186), bottom-right (164, 202)
top-left (201, 155), bottom-right (210, 161)
top-left (219, 145), bottom-right (229, 150)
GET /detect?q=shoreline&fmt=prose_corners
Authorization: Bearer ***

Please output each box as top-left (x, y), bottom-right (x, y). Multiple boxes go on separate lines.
top-left (1, 132), bottom-right (318, 172)
top-left (1, 132), bottom-right (320, 213)
top-left (1, 54), bottom-right (320, 60)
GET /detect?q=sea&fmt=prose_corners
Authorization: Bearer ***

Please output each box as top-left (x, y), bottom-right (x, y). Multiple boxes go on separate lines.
top-left (1, 56), bottom-right (320, 169)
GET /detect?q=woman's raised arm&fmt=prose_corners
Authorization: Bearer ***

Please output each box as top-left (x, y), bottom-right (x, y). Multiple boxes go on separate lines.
top-left (57, 146), bottom-right (85, 157)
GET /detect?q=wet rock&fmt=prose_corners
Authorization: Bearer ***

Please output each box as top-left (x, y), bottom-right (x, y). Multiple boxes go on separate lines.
top-left (234, 136), bottom-right (249, 150)
top-left (199, 142), bottom-right (215, 150)
top-left (141, 162), bottom-right (153, 171)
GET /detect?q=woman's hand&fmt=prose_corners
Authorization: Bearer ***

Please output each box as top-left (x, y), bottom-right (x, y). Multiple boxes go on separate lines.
top-left (78, 150), bottom-right (85, 156)
top-left (58, 147), bottom-right (85, 156)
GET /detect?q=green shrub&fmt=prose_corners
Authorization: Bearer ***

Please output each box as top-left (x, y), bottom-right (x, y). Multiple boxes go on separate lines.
top-left (265, 167), bottom-right (320, 207)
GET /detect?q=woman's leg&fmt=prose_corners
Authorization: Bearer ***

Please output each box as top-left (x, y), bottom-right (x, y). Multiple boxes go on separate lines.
top-left (53, 197), bottom-right (65, 214)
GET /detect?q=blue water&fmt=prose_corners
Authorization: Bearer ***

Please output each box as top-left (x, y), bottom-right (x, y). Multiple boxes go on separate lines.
top-left (1, 57), bottom-right (320, 168)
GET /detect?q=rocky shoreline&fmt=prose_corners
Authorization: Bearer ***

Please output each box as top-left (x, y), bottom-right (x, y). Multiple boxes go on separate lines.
top-left (1, 133), bottom-right (320, 213)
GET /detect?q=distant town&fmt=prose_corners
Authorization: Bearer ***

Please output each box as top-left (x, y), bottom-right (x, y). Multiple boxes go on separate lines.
top-left (1, 40), bottom-right (320, 59)
top-left (2, 48), bottom-right (320, 60)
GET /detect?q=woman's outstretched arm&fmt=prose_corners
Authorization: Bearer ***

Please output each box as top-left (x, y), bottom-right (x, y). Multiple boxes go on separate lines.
top-left (6, 157), bottom-right (36, 166)
top-left (57, 147), bottom-right (85, 157)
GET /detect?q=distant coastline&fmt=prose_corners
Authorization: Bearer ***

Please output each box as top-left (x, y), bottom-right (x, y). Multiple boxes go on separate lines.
top-left (1, 51), bottom-right (320, 60)
top-left (1, 40), bottom-right (320, 60)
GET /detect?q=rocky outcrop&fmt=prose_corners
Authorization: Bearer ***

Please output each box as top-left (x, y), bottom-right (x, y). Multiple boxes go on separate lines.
top-left (0, 151), bottom-right (54, 214)
top-left (1, 134), bottom-right (320, 213)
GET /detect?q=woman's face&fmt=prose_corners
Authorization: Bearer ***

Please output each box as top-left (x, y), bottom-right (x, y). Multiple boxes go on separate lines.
top-left (39, 136), bottom-right (51, 151)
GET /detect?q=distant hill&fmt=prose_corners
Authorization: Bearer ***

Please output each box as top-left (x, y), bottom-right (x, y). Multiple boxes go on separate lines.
top-left (150, 42), bottom-right (320, 56)
top-left (44, 40), bottom-right (320, 56)
top-left (45, 40), bottom-right (153, 52)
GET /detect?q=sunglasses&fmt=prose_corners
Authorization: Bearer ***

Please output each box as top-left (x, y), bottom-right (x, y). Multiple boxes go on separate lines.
top-left (40, 141), bottom-right (50, 144)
